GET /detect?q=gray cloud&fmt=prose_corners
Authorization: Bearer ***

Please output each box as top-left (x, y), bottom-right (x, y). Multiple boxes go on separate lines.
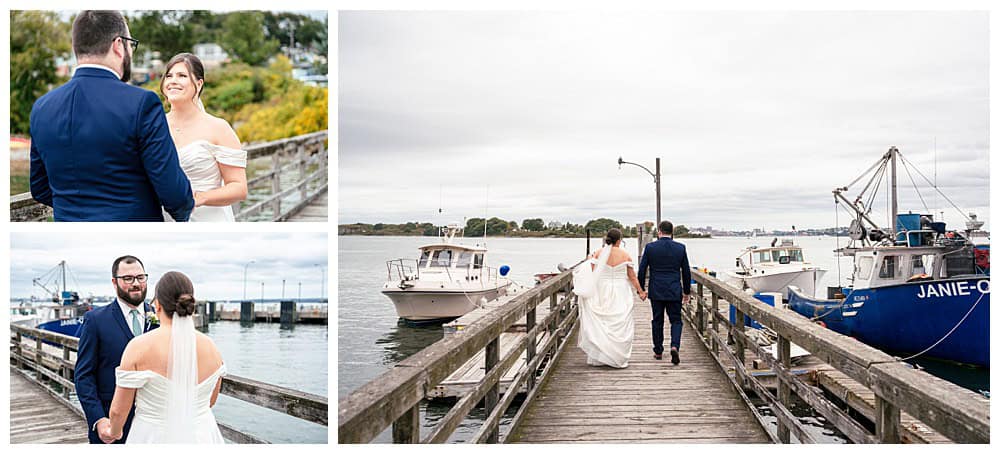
top-left (338, 11), bottom-right (989, 230)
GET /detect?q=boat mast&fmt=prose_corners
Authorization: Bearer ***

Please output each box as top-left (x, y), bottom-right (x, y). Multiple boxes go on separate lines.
top-left (889, 146), bottom-right (898, 239)
top-left (60, 260), bottom-right (66, 295)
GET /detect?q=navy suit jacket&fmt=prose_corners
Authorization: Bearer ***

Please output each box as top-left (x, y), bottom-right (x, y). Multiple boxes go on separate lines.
top-left (29, 67), bottom-right (194, 221)
top-left (74, 301), bottom-right (158, 444)
top-left (638, 236), bottom-right (692, 302)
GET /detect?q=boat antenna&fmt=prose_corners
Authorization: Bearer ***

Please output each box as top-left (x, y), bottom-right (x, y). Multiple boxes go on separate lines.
top-left (483, 185), bottom-right (489, 248)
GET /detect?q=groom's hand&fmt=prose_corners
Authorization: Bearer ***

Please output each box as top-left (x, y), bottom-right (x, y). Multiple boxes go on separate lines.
top-left (682, 294), bottom-right (690, 305)
top-left (96, 418), bottom-right (115, 443)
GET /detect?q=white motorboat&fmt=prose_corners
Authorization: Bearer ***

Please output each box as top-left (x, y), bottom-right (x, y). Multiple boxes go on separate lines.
top-left (724, 239), bottom-right (827, 299)
top-left (382, 225), bottom-right (512, 323)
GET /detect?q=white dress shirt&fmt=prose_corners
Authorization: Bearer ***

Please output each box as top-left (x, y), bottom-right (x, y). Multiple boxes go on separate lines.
top-left (75, 63), bottom-right (122, 80)
top-left (117, 297), bottom-right (146, 334)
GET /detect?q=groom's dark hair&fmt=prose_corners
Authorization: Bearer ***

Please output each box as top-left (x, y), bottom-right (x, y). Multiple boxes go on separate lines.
top-left (72, 11), bottom-right (128, 58)
top-left (112, 255), bottom-right (144, 277)
top-left (658, 220), bottom-right (674, 235)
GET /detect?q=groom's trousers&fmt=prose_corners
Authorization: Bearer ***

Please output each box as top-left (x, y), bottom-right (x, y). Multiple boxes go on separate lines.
top-left (650, 299), bottom-right (683, 355)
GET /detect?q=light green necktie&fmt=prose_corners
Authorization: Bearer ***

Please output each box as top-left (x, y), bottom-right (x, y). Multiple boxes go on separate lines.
top-left (130, 309), bottom-right (142, 337)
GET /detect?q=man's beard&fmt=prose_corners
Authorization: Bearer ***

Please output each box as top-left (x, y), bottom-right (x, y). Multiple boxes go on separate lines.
top-left (117, 284), bottom-right (145, 306)
top-left (121, 52), bottom-right (132, 83)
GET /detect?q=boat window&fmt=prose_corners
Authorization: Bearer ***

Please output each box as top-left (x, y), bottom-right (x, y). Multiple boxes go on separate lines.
top-left (418, 250), bottom-right (432, 267)
top-left (474, 253), bottom-right (484, 269)
top-left (856, 256), bottom-right (874, 280)
top-left (756, 252), bottom-right (770, 262)
top-left (771, 251), bottom-right (782, 262)
top-left (456, 251), bottom-right (473, 267)
top-left (910, 254), bottom-right (933, 276)
top-left (789, 249), bottom-right (804, 261)
top-left (432, 250), bottom-right (452, 267)
top-left (878, 256), bottom-right (898, 279)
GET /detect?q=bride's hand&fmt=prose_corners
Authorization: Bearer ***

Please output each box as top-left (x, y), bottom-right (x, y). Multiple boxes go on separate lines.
top-left (193, 191), bottom-right (206, 207)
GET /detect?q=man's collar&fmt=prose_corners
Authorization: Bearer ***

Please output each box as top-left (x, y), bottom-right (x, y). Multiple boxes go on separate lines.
top-left (75, 63), bottom-right (121, 80)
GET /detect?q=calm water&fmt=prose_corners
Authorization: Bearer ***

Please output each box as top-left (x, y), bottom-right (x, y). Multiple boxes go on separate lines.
top-left (338, 235), bottom-right (988, 442)
top-left (205, 320), bottom-right (328, 443)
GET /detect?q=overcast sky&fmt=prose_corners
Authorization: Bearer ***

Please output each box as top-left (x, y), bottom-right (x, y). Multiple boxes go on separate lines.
top-left (10, 233), bottom-right (328, 300)
top-left (339, 11), bottom-right (989, 231)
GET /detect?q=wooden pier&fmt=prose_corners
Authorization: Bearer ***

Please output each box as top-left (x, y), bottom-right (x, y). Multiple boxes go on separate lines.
top-left (338, 231), bottom-right (989, 444)
top-left (10, 323), bottom-right (328, 444)
top-left (508, 301), bottom-right (769, 443)
top-left (9, 130), bottom-right (328, 222)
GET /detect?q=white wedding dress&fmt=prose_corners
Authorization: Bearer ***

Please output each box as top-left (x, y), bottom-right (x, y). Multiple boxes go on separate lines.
top-left (577, 257), bottom-right (636, 368)
top-left (165, 140), bottom-right (247, 222)
top-left (115, 315), bottom-right (226, 444)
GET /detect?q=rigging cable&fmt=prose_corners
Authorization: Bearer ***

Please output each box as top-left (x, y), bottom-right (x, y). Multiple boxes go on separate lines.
top-left (898, 153), bottom-right (972, 223)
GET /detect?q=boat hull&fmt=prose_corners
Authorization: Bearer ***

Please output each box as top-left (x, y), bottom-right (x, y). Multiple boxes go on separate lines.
top-left (726, 268), bottom-right (827, 299)
top-left (382, 287), bottom-right (505, 322)
top-left (788, 277), bottom-right (989, 366)
top-left (37, 316), bottom-right (84, 338)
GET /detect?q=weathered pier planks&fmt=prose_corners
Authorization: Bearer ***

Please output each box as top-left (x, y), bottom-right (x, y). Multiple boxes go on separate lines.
top-left (10, 368), bottom-right (88, 444)
top-left (507, 300), bottom-right (771, 443)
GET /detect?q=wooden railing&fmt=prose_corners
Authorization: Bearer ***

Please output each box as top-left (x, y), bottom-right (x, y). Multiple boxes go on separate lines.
top-left (682, 269), bottom-right (990, 444)
top-left (338, 261), bottom-right (583, 443)
top-left (9, 323), bottom-right (328, 444)
top-left (9, 130), bottom-right (328, 222)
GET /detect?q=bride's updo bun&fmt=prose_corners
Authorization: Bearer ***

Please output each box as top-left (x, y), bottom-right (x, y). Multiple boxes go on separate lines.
top-left (155, 271), bottom-right (197, 318)
top-left (604, 228), bottom-right (623, 246)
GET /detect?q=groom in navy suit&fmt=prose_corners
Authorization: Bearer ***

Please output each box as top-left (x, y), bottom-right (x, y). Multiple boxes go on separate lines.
top-left (638, 220), bottom-right (692, 365)
top-left (75, 256), bottom-right (159, 444)
top-left (29, 10), bottom-right (193, 221)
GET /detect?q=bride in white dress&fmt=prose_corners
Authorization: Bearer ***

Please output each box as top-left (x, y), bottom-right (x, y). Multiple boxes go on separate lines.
top-left (107, 271), bottom-right (227, 443)
top-left (161, 53), bottom-right (247, 222)
top-left (575, 228), bottom-right (645, 368)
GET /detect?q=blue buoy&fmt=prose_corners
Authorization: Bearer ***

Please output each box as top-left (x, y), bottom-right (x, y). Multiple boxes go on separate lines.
top-left (499, 265), bottom-right (510, 276)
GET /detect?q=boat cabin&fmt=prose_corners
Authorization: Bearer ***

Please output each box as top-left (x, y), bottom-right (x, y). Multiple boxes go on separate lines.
top-left (847, 245), bottom-right (979, 290)
top-left (416, 243), bottom-right (488, 275)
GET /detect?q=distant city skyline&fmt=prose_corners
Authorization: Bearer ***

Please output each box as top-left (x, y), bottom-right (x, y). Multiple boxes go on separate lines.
top-left (10, 232), bottom-right (328, 301)
top-left (340, 11), bottom-right (989, 231)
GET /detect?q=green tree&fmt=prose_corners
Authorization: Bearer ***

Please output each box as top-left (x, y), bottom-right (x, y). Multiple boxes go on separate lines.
top-left (125, 11), bottom-right (197, 63)
top-left (584, 218), bottom-right (623, 233)
top-left (674, 225), bottom-right (690, 236)
top-left (10, 11), bottom-right (71, 135)
top-left (219, 11), bottom-right (279, 66)
top-left (522, 218), bottom-right (545, 231)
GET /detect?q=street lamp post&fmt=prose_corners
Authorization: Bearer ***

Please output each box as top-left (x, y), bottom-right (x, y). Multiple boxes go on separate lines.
top-left (314, 264), bottom-right (326, 302)
top-left (618, 156), bottom-right (661, 227)
top-left (242, 260), bottom-right (255, 301)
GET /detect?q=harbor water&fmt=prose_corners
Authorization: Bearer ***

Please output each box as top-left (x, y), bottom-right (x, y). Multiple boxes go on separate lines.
top-left (338, 234), bottom-right (989, 442)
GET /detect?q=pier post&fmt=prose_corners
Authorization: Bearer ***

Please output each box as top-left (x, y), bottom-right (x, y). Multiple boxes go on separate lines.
top-left (733, 305), bottom-right (746, 386)
top-left (526, 305), bottom-right (537, 392)
top-left (271, 152), bottom-right (282, 220)
top-left (876, 396), bottom-right (901, 443)
top-left (484, 337), bottom-right (500, 443)
top-left (710, 293), bottom-right (719, 355)
top-left (209, 301), bottom-right (217, 322)
top-left (15, 332), bottom-right (22, 369)
top-left (35, 336), bottom-right (43, 385)
top-left (280, 300), bottom-right (297, 329)
top-left (240, 301), bottom-right (255, 324)
top-left (391, 405), bottom-right (420, 443)
top-left (696, 283), bottom-right (705, 335)
top-left (62, 345), bottom-right (72, 400)
top-left (777, 335), bottom-right (792, 443)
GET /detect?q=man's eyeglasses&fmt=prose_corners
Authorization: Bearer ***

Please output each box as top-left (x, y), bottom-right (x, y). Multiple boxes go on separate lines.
top-left (115, 274), bottom-right (148, 284)
top-left (118, 36), bottom-right (139, 53)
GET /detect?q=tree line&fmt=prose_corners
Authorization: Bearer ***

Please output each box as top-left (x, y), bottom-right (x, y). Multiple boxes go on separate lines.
top-left (338, 218), bottom-right (709, 238)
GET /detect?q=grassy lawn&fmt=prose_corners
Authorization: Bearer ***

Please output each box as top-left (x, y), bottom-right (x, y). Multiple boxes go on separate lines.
top-left (10, 159), bottom-right (29, 195)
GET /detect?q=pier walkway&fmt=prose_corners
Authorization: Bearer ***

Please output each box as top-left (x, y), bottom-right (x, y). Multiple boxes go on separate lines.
top-left (287, 190), bottom-right (328, 222)
top-left (10, 368), bottom-right (87, 444)
top-left (339, 227), bottom-right (989, 445)
top-left (510, 302), bottom-right (769, 443)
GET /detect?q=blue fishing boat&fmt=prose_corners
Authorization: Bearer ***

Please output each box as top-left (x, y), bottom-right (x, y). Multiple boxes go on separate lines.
top-left (788, 146), bottom-right (989, 367)
top-left (22, 261), bottom-right (93, 339)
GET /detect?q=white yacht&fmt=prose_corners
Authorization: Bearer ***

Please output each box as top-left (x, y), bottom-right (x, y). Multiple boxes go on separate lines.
top-left (724, 239), bottom-right (827, 299)
top-left (382, 225), bottom-right (512, 323)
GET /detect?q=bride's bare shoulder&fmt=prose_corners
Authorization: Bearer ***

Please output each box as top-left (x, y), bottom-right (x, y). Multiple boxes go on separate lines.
top-left (202, 114), bottom-right (241, 148)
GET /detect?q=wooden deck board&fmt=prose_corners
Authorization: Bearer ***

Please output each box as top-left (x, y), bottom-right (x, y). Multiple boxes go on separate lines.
top-left (510, 301), bottom-right (771, 443)
top-left (286, 191), bottom-right (327, 222)
top-left (10, 367), bottom-right (88, 444)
